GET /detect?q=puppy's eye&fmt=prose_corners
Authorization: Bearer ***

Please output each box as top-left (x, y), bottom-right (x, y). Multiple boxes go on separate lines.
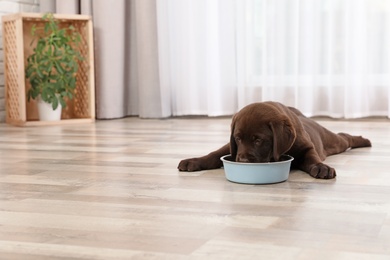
top-left (254, 139), bottom-right (262, 146)
top-left (235, 137), bottom-right (241, 142)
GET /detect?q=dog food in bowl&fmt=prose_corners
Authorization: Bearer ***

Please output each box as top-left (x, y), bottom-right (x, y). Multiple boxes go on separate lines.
top-left (220, 155), bottom-right (294, 184)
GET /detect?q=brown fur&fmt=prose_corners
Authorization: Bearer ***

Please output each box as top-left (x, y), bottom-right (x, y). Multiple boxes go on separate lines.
top-left (178, 101), bottom-right (372, 179)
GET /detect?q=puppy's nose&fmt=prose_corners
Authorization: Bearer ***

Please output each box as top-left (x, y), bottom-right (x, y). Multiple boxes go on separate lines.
top-left (237, 155), bottom-right (250, 163)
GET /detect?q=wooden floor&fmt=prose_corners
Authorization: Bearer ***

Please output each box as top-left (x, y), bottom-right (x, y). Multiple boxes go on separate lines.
top-left (0, 117), bottom-right (390, 260)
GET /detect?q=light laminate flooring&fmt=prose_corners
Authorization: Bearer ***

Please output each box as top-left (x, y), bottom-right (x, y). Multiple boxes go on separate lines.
top-left (0, 117), bottom-right (390, 260)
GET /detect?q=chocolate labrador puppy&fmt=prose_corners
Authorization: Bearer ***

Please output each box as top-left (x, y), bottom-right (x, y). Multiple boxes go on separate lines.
top-left (178, 101), bottom-right (371, 179)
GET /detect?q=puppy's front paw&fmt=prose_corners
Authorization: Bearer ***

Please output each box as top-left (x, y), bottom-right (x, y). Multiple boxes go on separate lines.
top-left (309, 163), bottom-right (336, 179)
top-left (178, 158), bottom-right (204, 172)
top-left (178, 155), bottom-right (223, 172)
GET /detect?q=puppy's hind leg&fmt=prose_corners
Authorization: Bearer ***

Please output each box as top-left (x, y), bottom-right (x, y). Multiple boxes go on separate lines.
top-left (338, 133), bottom-right (372, 149)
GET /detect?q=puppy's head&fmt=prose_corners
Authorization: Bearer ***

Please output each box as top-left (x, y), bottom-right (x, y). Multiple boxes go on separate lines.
top-left (230, 103), bottom-right (296, 163)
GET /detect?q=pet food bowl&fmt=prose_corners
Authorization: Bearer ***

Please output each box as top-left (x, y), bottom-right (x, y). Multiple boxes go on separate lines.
top-left (220, 154), bottom-right (294, 184)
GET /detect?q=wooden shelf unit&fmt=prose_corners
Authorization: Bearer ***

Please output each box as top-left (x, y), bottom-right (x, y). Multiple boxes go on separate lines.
top-left (2, 13), bottom-right (95, 126)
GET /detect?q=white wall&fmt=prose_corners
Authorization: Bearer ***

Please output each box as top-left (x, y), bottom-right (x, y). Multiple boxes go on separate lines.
top-left (0, 0), bottom-right (39, 123)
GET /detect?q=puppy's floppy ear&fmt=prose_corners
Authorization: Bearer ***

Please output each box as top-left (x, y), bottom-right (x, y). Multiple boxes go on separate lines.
top-left (230, 114), bottom-right (238, 161)
top-left (269, 119), bottom-right (296, 161)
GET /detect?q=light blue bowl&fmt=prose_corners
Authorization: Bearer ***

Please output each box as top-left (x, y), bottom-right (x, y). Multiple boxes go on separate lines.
top-left (220, 155), bottom-right (294, 184)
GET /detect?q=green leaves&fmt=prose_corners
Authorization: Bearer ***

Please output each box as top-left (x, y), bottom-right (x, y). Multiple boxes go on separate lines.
top-left (25, 13), bottom-right (83, 110)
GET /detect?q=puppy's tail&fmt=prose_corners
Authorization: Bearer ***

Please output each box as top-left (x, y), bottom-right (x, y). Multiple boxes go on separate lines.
top-left (338, 133), bottom-right (372, 149)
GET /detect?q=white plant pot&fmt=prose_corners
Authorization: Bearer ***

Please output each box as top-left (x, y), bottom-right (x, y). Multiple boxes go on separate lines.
top-left (37, 96), bottom-right (62, 121)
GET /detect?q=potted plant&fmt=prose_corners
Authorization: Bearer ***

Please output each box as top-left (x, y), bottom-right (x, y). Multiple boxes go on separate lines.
top-left (25, 13), bottom-right (83, 121)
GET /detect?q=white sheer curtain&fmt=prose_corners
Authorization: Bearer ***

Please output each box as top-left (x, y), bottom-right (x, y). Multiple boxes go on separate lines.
top-left (157, 0), bottom-right (238, 116)
top-left (157, 0), bottom-right (390, 118)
